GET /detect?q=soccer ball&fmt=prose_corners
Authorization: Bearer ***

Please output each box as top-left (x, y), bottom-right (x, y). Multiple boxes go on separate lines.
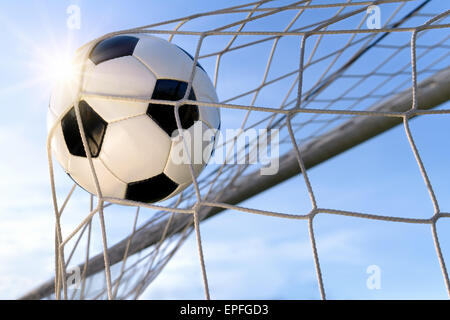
top-left (47, 34), bottom-right (220, 203)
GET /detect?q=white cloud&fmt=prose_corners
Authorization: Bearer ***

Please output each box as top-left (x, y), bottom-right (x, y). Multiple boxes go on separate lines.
top-left (0, 208), bottom-right (55, 298)
top-left (140, 228), bottom-right (363, 299)
top-left (0, 122), bottom-right (91, 298)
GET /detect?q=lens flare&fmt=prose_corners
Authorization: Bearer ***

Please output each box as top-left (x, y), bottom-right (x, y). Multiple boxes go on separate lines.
top-left (42, 52), bottom-right (79, 85)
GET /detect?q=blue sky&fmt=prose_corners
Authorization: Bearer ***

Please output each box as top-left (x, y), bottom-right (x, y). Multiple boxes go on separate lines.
top-left (0, 0), bottom-right (449, 299)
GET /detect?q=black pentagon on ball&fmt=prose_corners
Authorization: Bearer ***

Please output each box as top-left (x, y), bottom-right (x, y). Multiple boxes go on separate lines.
top-left (147, 79), bottom-right (199, 136)
top-left (126, 173), bottom-right (178, 203)
top-left (89, 35), bottom-right (139, 65)
top-left (61, 101), bottom-right (107, 158)
top-left (175, 45), bottom-right (205, 72)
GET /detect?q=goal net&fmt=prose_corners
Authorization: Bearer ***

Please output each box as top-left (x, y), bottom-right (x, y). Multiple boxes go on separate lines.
top-left (22, 0), bottom-right (450, 299)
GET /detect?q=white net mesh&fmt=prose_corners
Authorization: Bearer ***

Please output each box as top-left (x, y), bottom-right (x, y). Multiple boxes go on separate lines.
top-left (23, 0), bottom-right (450, 299)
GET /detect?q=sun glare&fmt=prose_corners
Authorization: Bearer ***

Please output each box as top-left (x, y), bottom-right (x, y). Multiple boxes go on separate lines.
top-left (44, 52), bottom-right (78, 84)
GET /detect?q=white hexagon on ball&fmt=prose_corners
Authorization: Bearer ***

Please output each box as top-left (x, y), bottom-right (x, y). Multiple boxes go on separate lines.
top-left (48, 34), bottom-right (220, 203)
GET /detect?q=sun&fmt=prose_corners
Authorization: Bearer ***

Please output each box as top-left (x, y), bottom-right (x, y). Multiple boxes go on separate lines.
top-left (45, 53), bottom-right (78, 84)
top-left (0, 11), bottom-right (83, 99)
top-left (37, 47), bottom-right (81, 87)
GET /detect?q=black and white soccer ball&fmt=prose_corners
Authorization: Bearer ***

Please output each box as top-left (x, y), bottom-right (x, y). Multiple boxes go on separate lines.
top-left (47, 34), bottom-right (220, 203)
